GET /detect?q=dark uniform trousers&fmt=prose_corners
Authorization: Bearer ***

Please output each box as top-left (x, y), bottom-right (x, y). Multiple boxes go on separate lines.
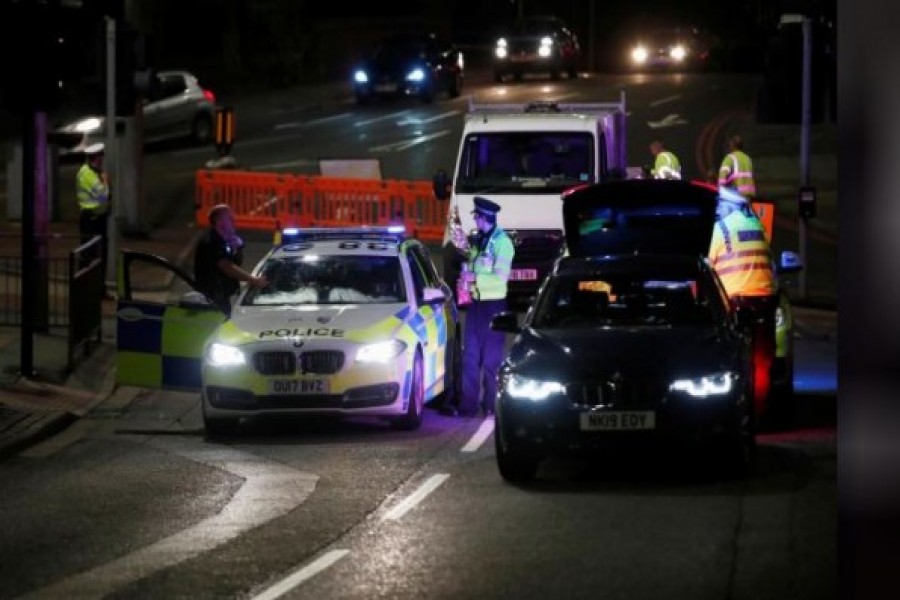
top-left (79, 209), bottom-right (109, 276)
top-left (732, 294), bottom-right (779, 413)
top-left (460, 297), bottom-right (507, 415)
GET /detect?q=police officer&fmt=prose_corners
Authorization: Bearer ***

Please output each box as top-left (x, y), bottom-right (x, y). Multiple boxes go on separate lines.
top-left (442, 196), bottom-right (515, 418)
top-left (708, 187), bottom-right (777, 415)
top-left (648, 140), bottom-right (682, 179)
top-left (718, 135), bottom-right (756, 198)
top-left (193, 204), bottom-right (268, 315)
top-left (76, 143), bottom-right (112, 297)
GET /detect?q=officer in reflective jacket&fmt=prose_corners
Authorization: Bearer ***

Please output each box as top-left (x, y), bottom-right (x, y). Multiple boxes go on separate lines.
top-left (76, 143), bottom-right (112, 294)
top-left (718, 135), bottom-right (757, 198)
top-left (442, 196), bottom-right (515, 418)
top-left (709, 187), bottom-right (777, 414)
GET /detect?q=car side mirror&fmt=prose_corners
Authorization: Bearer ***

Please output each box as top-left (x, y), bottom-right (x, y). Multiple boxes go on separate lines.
top-left (491, 311), bottom-right (521, 333)
top-left (776, 250), bottom-right (803, 274)
top-left (433, 169), bottom-right (450, 201)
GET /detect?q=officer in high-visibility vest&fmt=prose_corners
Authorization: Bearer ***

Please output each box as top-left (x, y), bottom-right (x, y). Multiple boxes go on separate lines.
top-left (718, 134), bottom-right (757, 198)
top-left (708, 187), bottom-right (777, 415)
top-left (76, 143), bottom-right (112, 297)
top-left (442, 196), bottom-right (515, 418)
top-left (649, 140), bottom-right (682, 179)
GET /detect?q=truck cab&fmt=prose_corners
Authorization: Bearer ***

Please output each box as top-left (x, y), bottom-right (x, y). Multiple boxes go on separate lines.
top-left (434, 96), bottom-right (628, 308)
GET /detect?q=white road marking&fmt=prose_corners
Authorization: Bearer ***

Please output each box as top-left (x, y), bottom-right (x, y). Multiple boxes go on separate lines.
top-left (274, 113), bottom-right (351, 129)
top-left (647, 114), bottom-right (689, 129)
top-left (461, 417), bottom-right (495, 453)
top-left (355, 110), bottom-right (411, 127)
top-left (368, 129), bottom-right (451, 153)
top-left (20, 438), bottom-right (319, 599)
top-left (396, 110), bottom-right (460, 125)
top-left (382, 473), bottom-right (450, 521)
top-left (251, 550), bottom-right (350, 600)
top-left (649, 94), bottom-right (681, 107)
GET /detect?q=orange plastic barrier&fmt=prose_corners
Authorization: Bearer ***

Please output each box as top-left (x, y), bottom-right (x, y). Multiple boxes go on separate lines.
top-left (196, 170), bottom-right (777, 245)
top-left (195, 170), bottom-right (447, 242)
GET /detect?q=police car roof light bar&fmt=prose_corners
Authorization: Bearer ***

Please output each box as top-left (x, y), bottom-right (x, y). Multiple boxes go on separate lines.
top-left (279, 226), bottom-right (406, 245)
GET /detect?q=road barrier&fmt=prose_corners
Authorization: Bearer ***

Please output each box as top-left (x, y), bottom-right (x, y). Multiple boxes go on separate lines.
top-left (195, 170), bottom-right (447, 242)
top-left (196, 170), bottom-right (775, 244)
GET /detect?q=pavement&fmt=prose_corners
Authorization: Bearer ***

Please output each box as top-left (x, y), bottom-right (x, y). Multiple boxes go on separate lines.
top-left (0, 75), bottom-right (839, 460)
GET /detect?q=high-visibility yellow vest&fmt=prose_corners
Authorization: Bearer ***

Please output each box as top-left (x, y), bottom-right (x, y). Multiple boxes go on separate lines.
top-left (718, 150), bottom-right (756, 197)
top-left (652, 150), bottom-right (681, 179)
top-left (76, 164), bottom-right (109, 213)
top-left (709, 210), bottom-right (775, 297)
top-left (467, 226), bottom-right (515, 301)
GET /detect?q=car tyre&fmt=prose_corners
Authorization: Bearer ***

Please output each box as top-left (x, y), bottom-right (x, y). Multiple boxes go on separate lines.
top-left (191, 113), bottom-right (213, 145)
top-left (494, 71), bottom-right (505, 83)
top-left (393, 351), bottom-right (424, 430)
top-left (495, 431), bottom-right (539, 483)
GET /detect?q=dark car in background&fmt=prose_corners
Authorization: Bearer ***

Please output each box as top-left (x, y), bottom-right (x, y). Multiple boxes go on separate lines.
top-left (52, 70), bottom-right (217, 160)
top-left (352, 32), bottom-right (464, 104)
top-left (492, 15), bottom-right (581, 82)
top-left (490, 180), bottom-right (757, 482)
top-left (625, 26), bottom-right (719, 72)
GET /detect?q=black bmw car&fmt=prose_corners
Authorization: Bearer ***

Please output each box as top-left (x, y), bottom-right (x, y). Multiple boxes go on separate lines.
top-left (490, 180), bottom-right (756, 482)
top-left (352, 32), bottom-right (464, 104)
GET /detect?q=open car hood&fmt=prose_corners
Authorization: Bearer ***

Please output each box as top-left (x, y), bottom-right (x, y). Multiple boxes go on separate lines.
top-left (561, 179), bottom-right (718, 258)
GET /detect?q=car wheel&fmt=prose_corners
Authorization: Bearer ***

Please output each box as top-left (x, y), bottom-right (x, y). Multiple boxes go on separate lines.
top-left (765, 355), bottom-right (796, 431)
top-left (419, 87), bottom-right (435, 104)
top-left (495, 431), bottom-right (539, 483)
top-left (494, 70), bottom-right (505, 83)
top-left (191, 113), bottom-right (213, 145)
top-left (393, 351), bottom-right (424, 430)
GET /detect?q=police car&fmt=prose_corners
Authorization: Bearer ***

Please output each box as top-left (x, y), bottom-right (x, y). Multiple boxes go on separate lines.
top-left (115, 226), bottom-right (460, 435)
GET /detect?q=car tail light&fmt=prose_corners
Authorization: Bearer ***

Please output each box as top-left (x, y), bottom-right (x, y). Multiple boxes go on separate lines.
top-left (203, 89), bottom-right (216, 104)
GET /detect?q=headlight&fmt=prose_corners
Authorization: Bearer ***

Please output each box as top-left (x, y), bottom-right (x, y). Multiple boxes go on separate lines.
top-left (353, 70), bottom-right (368, 84)
top-left (669, 372), bottom-right (736, 397)
top-left (495, 42), bottom-right (508, 59)
top-left (406, 68), bottom-right (426, 82)
top-left (496, 38), bottom-right (508, 48)
top-left (670, 45), bottom-right (687, 61)
top-left (207, 343), bottom-right (246, 367)
top-left (505, 374), bottom-right (565, 401)
top-left (631, 46), bottom-right (648, 63)
top-left (74, 117), bottom-right (102, 133)
top-left (357, 340), bottom-right (407, 363)
top-left (538, 44), bottom-right (552, 58)
top-left (540, 36), bottom-right (553, 47)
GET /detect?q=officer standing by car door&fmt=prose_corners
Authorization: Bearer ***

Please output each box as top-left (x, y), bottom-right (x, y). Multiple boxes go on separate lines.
top-left (708, 187), bottom-right (777, 416)
top-left (442, 197), bottom-right (515, 418)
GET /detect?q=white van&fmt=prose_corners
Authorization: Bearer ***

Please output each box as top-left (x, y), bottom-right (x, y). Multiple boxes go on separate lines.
top-left (434, 97), bottom-right (629, 306)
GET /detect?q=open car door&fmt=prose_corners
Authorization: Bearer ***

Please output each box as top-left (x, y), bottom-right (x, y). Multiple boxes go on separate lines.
top-left (115, 251), bottom-right (227, 391)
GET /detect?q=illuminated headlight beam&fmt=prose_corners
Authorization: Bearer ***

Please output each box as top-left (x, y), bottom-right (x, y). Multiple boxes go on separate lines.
top-left (357, 339), bottom-right (407, 363)
top-left (207, 343), bottom-right (246, 367)
top-left (505, 374), bottom-right (565, 401)
top-left (669, 372), bottom-right (736, 397)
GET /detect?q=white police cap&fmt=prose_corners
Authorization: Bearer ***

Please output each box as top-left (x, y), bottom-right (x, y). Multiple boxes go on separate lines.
top-left (84, 143), bottom-right (105, 155)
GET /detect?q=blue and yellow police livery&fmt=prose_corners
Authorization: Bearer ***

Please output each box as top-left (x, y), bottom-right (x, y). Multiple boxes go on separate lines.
top-left (116, 227), bottom-right (460, 435)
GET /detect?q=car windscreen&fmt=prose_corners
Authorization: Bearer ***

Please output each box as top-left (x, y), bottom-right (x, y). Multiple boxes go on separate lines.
top-left (242, 255), bottom-right (406, 306)
top-left (531, 272), bottom-right (717, 328)
top-left (455, 132), bottom-right (594, 193)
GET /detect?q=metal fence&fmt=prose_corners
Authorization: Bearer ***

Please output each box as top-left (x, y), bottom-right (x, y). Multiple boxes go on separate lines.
top-left (0, 235), bottom-right (103, 370)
